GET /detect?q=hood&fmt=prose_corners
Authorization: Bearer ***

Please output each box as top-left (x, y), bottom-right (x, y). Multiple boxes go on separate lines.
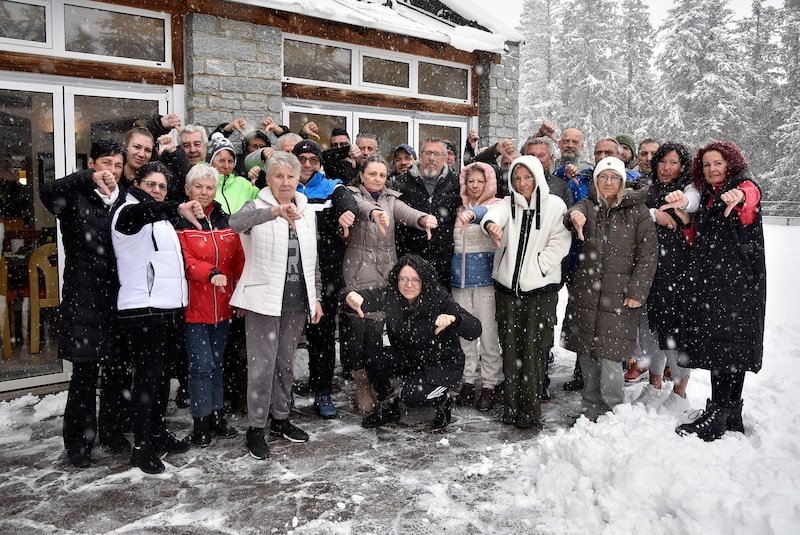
top-left (459, 162), bottom-right (498, 208)
top-left (507, 156), bottom-right (551, 208)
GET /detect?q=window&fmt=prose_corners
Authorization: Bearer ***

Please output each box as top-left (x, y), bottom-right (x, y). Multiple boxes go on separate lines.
top-left (283, 36), bottom-right (471, 104)
top-left (0, 0), bottom-right (170, 67)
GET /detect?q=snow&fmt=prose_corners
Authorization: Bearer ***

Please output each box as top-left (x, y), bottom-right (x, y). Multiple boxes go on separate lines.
top-left (0, 224), bottom-right (798, 534)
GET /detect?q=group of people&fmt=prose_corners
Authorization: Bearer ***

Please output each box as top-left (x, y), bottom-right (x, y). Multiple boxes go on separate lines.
top-left (43, 112), bottom-right (765, 473)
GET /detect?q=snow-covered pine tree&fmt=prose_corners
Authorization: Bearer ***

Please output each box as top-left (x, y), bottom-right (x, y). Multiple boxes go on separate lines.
top-left (617, 0), bottom-right (657, 141)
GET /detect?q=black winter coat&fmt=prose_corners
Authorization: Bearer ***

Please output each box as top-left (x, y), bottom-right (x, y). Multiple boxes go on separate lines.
top-left (384, 287), bottom-right (481, 389)
top-left (646, 178), bottom-right (693, 349)
top-left (40, 170), bottom-right (126, 362)
top-left (683, 169), bottom-right (766, 372)
top-left (393, 165), bottom-right (461, 286)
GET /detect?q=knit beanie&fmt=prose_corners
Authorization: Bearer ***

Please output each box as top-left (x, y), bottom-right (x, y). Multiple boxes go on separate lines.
top-left (593, 156), bottom-right (627, 181)
top-left (616, 134), bottom-right (636, 155)
top-left (206, 132), bottom-right (236, 165)
top-left (292, 139), bottom-right (323, 160)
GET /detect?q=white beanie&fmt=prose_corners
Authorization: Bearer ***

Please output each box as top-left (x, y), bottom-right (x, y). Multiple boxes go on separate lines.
top-left (593, 157), bottom-right (626, 181)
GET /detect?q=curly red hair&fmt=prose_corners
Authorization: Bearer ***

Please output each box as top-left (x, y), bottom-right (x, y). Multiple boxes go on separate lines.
top-left (691, 140), bottom-right (748, 189)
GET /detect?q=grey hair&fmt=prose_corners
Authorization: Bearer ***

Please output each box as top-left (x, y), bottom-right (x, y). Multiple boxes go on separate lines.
top-left (596, 137), bottom-right (623, 156)
top-left (521, 136), bottom-right (555, 156)
top-left (356, 132), bottom-right (378, 142)
top-left (179, 124), bottom-right (208, 146)
top-left (278, 132), bottom-right (303, 151)
top-left (264, 150), bottom-right (301, 180)
top-left (185, 162), bottom-right (219, 189)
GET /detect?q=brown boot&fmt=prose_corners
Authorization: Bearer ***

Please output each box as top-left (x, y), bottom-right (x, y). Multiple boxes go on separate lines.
top-left (353, 369), bottom-right (376, 413)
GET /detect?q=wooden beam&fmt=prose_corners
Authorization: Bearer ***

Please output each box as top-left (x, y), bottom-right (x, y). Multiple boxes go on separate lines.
top-left (0, 52), bottom-right (175, 85)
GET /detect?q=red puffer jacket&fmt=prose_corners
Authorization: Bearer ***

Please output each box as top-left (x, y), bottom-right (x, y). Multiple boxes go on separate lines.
top-left (176, 201), bottom-right (245, 324)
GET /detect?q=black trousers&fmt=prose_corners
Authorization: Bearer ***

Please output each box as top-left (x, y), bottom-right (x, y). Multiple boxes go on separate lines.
top-left (118, 309), bottom-right (185, 448)
top-left (711, 369), bottom-right (746, 405)
top-left (305, 288), bottom-right (339, 394)
top-left (366, 346), bottom-right (446, 408)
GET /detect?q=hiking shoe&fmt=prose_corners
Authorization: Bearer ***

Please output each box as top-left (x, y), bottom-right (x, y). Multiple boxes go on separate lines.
top-left (100, 432), bottom-right (131, 454)
top-left (676, 399), bottom-right (730, 441)
top-left (130, 446), bottom-right (164, 474)
top-left (362, 399), bottom-right (401, 429)
top-left (66, 444), bottom-right (91, 468)
top-left (563, 378), bottom-right (584, 391)
top-left (315, 393), bottom-right (337, 419)
top-left (269, 418), bottom-right (309, 442)
top-left (431, 396), bottom-right (452, 430)
top-left (246, 427), bottom-right (270, 460)
top-left (211, 410), bottom-right (239, 438)
top-left (151, 431), bottom-right (190, 454)
top-left (475, 388), bottom-right (495, 411)
top-left (456, 383), bottom-right (475, 406)
top-left (633, 384), bottom-right (667, 411)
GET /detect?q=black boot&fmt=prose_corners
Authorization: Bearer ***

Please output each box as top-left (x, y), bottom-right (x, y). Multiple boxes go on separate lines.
top-left (676, 399), bottom-right (730, 442)
top-left (211, 409), bottom-right (239, 438)
top-left (151, 430), bottom-right (191, 454)
top-left (66, 443), bottom-right (91, 468)
top-left (455, 383), bottom-right (475, 406)
top-left (362, 398), bottom-right (401, 429)
top-left (130, 445), bottom-right (164, 474)
top-left (726, 399), bottom-right (744, 433)
top-left (192, 416), bottom-right (212, 447)
top-left (431, 395), bottom-right (452, 430)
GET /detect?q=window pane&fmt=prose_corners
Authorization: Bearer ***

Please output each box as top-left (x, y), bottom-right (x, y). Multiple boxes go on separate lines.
top-left (419, 124), bottom-right (462, 168)
top-left (284, 39), bottom-right (351, 85)
top-left (64, 4), bottom-right (165, 62)
top-left (362, 56), bottom-right (409, 88)
top-left (418, 62), bottom-right (468, 100)
top-left (288, 111), bottom-right (350, 150)
top-left (0, 0), bottom-right (46, 42)
top-left (72, 95), bottom-right (159, 156)
top-left (357, 118), bottom-right (409, 162)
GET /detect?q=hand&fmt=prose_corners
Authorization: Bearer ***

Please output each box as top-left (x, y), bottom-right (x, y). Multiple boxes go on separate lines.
top-left (662, 190), bottom-right (688, 211)
top-left (537, 120), bottom-right (558, 143)
top-left (372, 210), bottom-right (390, 237)
top-left (280, 203), bottom-right (301, 233)
top-left (210, 273), bottom-right (228, 289)
top-left (345, 291), bottom-right (365, 318)
top-left (623, 298), bottom-right (642, 308)
top-left (486, 222), bottom-right (502, 248)
top-left (261, 117), bottom-right (281, 135)
top-left (497, 138), bottom-right (517, 158)
top-left (348, 144), bottom-right (362, 162)
top-left (420, 214), bottom-right (438, 240)
top-left (654, 210), bottom-right (678, 231)
top-left (302, 121), bottom-right (320, 140)
top-left (160, 113), bottom-right (181, 131)
top-left (458, 209), bottom-right (475, 225)
top-left (226, 118), bottom-right (247, 134)
top-left (467, 128), bottom-right (479, 149)
top-left (179, 200), bottom-right (206, 230)
top-left (92, 169), bottom-right (115, 197)
top-left (338, 210), bottom-right (355, 239)
top-left (311, 300), bottom-right (324, 324)
top-left (570, 210), bottom-right (586, 241)
top-left (434, 314), bottom-right (456, 335)
top-left (157, 133), bottom-right (177, 154)
top-left (565, 164), bottom-right (579, 186)
top-left (248, 166), bottom-right (262, 184)
top-left (720, 189), bottom-right (745, 217)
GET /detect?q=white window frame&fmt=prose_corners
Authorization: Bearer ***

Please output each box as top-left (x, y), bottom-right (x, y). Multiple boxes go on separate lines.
top-left (282, 34), bottom-right (471, 105)
top-left (0, 0), bottom-right (171, 68)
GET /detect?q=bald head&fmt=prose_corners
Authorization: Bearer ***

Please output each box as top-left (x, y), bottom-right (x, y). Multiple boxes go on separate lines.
top-left (558, 128), bottom-right (584, 161)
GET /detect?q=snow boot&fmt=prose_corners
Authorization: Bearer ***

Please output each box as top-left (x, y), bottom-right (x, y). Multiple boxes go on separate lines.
top-left (211, 409), bottom-right (239, 438)
top-left (676, 399), bottom-right (730, 441)
top-left (362, 398), bottom-right (401, 429)
top-left (456, 383), bottom-right (475, 406)
top-left (353, 368), bottom-right (376, 413)
top-left (130, 445), bottom-right (164, 474)
top-left (192, 416), bottom-right (212, 447)
top-left (475, 387), bottom-right (495, 411)
top-left (726, 399), bottom-right (745, 433)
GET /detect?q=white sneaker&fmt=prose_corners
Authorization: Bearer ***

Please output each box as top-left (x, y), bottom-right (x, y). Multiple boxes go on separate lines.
top-left (659, 392), bottom-right (693, 423)
top-left (633, 384), bottom-right (667, 411)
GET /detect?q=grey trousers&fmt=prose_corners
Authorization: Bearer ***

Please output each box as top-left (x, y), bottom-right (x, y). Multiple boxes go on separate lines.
top-left (578, 354), bottom-right (624, 420)
top-left (245, 310), bottom-right (306, 428)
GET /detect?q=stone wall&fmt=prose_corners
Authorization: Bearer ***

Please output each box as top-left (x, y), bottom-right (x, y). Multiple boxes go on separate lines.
top-left (184, 13), bottom-right (283, 134)
top-left (477, 42), bottom-right (520, 145)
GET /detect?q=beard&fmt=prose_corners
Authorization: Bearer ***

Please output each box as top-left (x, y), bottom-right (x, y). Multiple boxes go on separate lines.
top-left (421, 166), bottom-right (441, 179)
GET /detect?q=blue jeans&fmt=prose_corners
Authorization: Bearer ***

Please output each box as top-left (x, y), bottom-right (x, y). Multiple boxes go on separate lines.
top-left (186, 321), bottom-right (231, 418)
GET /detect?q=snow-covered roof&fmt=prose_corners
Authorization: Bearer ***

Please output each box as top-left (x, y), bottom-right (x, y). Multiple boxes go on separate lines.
top-left (224, 0), bottom-right (523, 54)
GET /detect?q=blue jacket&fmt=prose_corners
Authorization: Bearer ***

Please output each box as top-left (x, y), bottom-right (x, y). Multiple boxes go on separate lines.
top-left (555, 165), bottom-right (641, 204)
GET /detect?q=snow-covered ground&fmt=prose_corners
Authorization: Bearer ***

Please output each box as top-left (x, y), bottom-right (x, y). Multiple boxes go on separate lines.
top-left (0, 224), bottom-right (798, 534)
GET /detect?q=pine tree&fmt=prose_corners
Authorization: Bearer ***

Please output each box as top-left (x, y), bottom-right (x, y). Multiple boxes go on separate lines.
top-left (617, 0), bottom-right (657, 140)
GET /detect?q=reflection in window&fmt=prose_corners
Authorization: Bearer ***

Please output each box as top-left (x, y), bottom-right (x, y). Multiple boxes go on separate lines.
top-left (363, 56), bottom-right (409, 88)
top-left (284, 39), bottom-right (351, 85)
top-left (0, 0), bottom-right (46, 42)
top-left (418, 62), bottom-right (469, 100)
top-left (358, 117), bottom-right (409, 161)
top-left (64, 4), bottom-right (165, 62)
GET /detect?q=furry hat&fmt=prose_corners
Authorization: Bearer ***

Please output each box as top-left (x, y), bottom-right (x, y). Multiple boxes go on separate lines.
top-left (206, 132), bottom-right (236, 165)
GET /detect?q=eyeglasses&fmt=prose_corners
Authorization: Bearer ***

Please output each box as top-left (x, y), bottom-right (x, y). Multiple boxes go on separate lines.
top-left (398, 276), bottom-right (422, 286)
top-left (297, 156), bottom-right (320, 165)
top-left (248, 143), bottom-right (268, 151)
top-left (331, 141), bottom-right (350, 149)
top-left (597, 173), bottom-right (622, 184)
top-left (358, 146), bottom-right (378, 153)
top-left (141, 180), bottom-right (168, 191)
top-left (420, 150), bottom-right (445, 158)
